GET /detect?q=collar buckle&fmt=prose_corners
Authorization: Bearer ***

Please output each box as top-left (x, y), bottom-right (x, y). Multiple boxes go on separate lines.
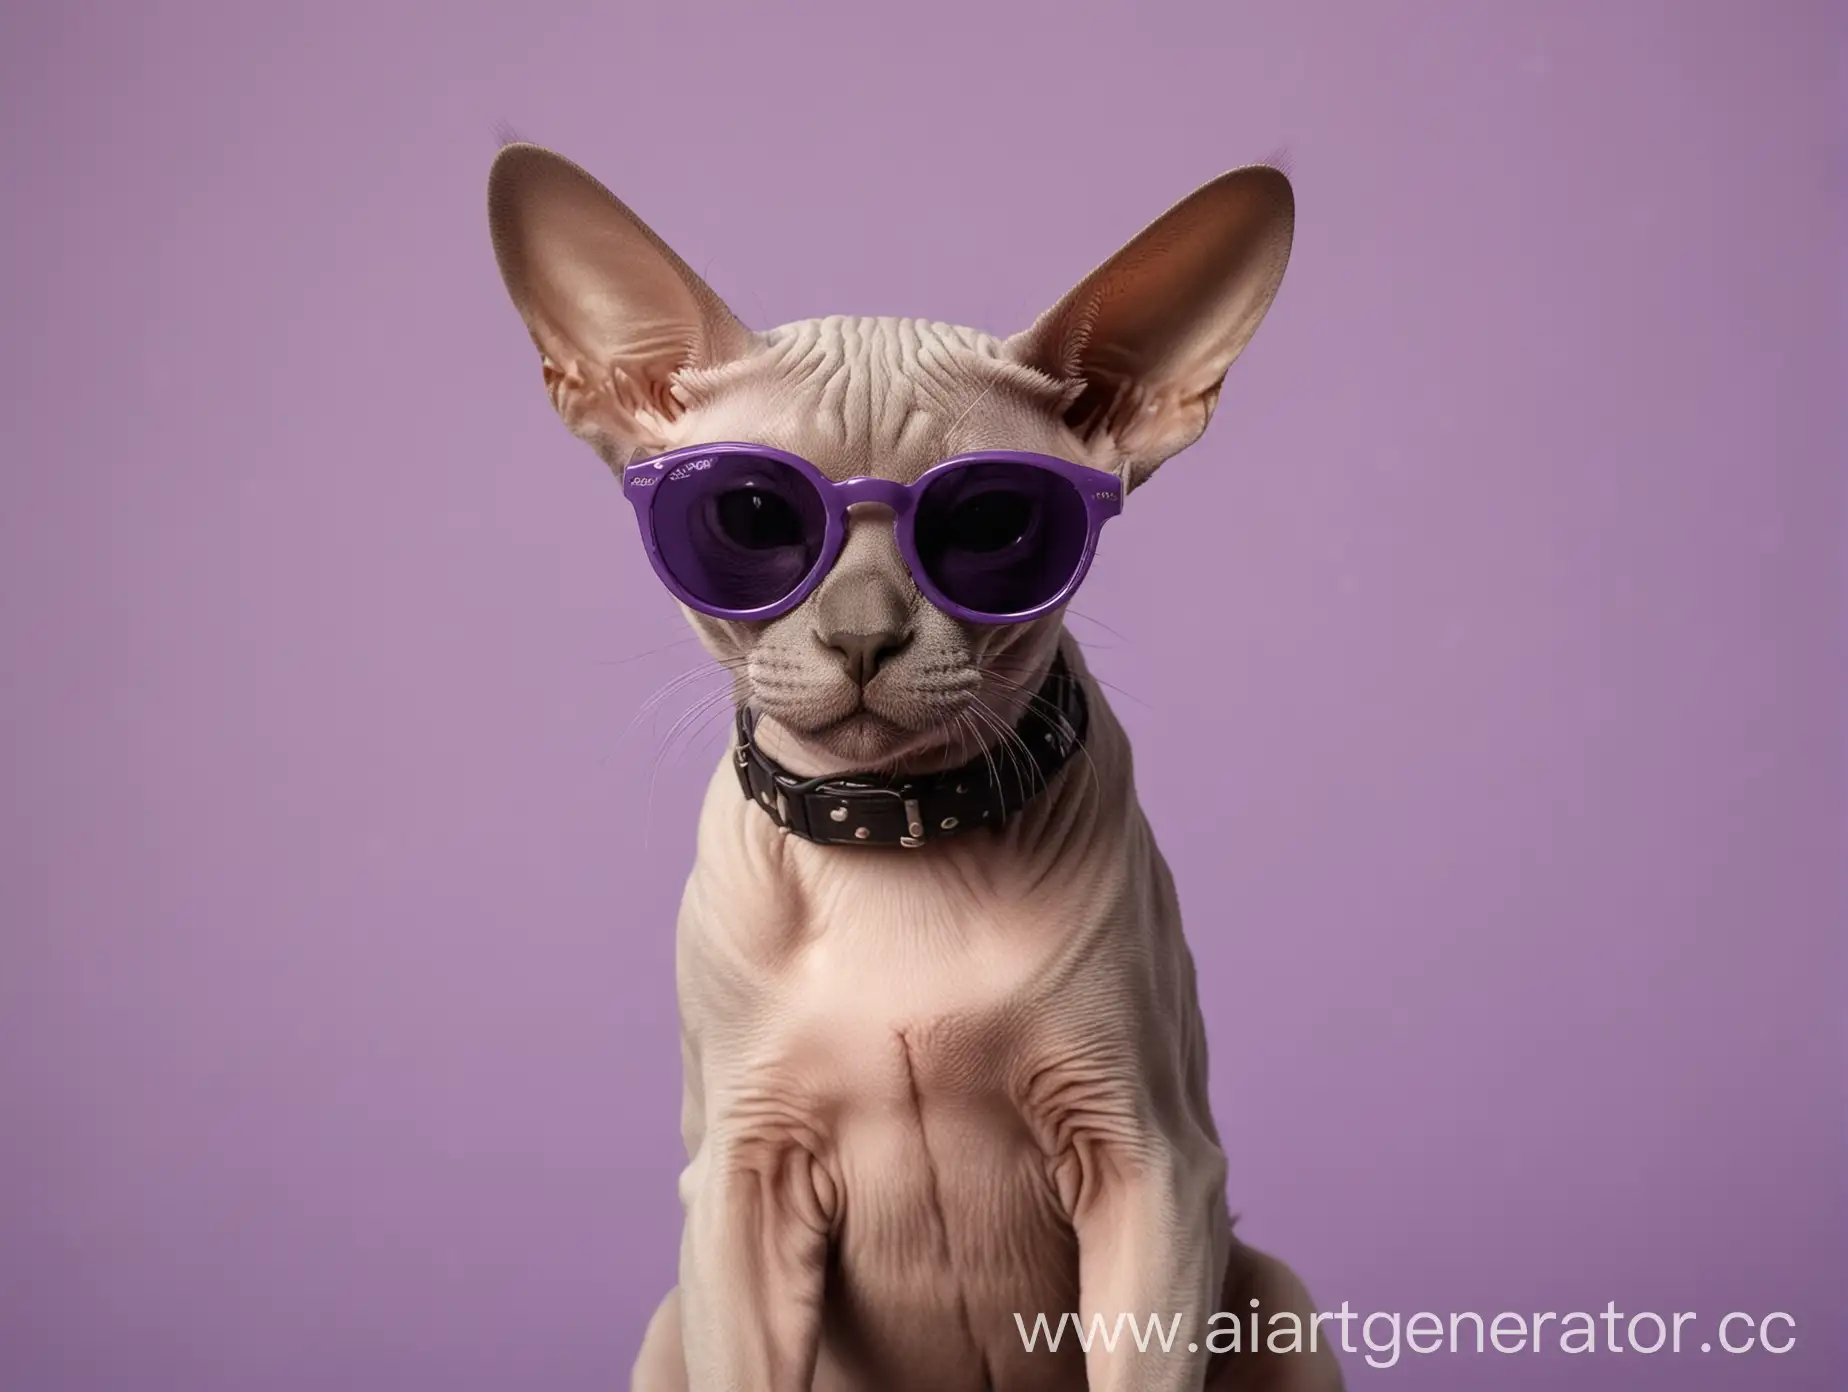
top-left (899, 797), bottom-right (925, 849)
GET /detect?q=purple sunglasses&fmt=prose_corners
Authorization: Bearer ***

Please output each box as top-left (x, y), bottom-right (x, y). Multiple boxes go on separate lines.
top-left (620, 443), bottom-right (1124, 625)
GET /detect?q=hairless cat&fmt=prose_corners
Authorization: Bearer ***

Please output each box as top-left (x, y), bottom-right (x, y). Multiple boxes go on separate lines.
top-left (486, 142), bottom-right (1344, 1392)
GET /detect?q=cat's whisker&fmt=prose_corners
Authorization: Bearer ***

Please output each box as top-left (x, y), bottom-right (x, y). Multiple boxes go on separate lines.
top-left (993, 659), bottom-right (1149, 714)
top-left (595, 634), bottom-right (706, 668)
top-left (950, 710), bottom-right (976, 769)
top-left (623, 660), bottom-right (749, 744)
top-left (981, 671), bottom-right (1106, 797)
top-left (655, 688), bottom-right (737, 765)
top-left (664, 698), bottom-right (736, 772)
top-left (1063, 608), bottom-right (1134, 649)
top-left (956, 710), bottom-right (1006, 821)
top-left (981, 669), bottom-right (1087, 740)
top-left (991, 699), bottom-right (1047, 791)
top-left (623, 676), bottom-right (721, 755)
top-left (1074, 670), bottom-right (1148, 709)
top-left (979, 678), bottom-right (1105, 804)
top-left (967, 697), bottom-right (1036, 808)
top-left (641, 688), bottom-right (740, 848)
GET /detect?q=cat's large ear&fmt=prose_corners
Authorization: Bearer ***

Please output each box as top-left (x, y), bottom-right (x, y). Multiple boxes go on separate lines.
top-left (1003, 167), bottom-right (1294, 489)
top-left (487, 143), bottom-right (754, 463)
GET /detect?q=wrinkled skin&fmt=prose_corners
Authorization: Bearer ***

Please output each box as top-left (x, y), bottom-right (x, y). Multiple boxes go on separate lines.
top-left (486, 145), bottom-right (1345, 1392)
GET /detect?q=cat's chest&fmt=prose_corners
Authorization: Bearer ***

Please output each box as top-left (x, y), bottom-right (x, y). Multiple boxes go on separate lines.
top-left (682, 850), bottom-right (1105, 1101)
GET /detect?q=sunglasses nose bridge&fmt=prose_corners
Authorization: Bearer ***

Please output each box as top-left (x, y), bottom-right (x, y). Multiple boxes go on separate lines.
top-left (835, 476), bottom-right (913, 517)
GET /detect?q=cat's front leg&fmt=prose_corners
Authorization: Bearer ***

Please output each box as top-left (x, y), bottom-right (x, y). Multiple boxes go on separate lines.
top-left (675, 1117), bottom-right (832, 1392)
top-left (1068, 1131), bottom-right (1230, 1392)
top-left (1031, 1019), bottom-right (1228, 1392)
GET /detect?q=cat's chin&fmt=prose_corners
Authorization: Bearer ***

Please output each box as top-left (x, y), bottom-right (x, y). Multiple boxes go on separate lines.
top-left (797, 709), bottom-right (927, 770)
top-left (756, 706), bottom-right (961, 778)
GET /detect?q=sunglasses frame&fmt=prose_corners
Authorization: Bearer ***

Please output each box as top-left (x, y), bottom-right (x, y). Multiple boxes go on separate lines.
top-left (620, 442), bottom-right (1124, 625)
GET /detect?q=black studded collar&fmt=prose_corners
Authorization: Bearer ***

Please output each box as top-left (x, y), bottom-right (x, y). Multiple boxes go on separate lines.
top-left (732, 650), bottom-right (1088, 849)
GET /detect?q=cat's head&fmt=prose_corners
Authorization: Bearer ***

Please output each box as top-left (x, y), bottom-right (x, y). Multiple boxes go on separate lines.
top-left (486, 145), bottom-right (1292, 775)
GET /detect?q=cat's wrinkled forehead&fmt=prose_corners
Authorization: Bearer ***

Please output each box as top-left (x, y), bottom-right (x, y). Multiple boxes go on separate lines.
top-left (671, 315), bottom-right (1084, 483)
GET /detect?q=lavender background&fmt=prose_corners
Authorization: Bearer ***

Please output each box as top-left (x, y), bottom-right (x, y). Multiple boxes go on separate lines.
top-left (3, 1), bottom-right (1843, 1388)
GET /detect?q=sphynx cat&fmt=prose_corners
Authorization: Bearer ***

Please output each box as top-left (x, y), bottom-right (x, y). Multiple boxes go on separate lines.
top-left (486, 143), bottom-right (1344, 1392)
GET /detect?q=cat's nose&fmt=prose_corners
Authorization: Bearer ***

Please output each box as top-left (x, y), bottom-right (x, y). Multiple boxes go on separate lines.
top-left (822, 626), bottom-right (910, 687)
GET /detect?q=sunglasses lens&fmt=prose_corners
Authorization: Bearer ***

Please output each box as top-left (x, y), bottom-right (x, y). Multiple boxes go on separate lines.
top-left (914, 461), bottom-right (1090, 617)
top-left (650, 453), bottom-right (828, 613)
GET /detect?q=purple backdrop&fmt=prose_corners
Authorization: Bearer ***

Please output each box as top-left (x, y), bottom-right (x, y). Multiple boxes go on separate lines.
top-left (2, 1), bottom-right (1842, 1388)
